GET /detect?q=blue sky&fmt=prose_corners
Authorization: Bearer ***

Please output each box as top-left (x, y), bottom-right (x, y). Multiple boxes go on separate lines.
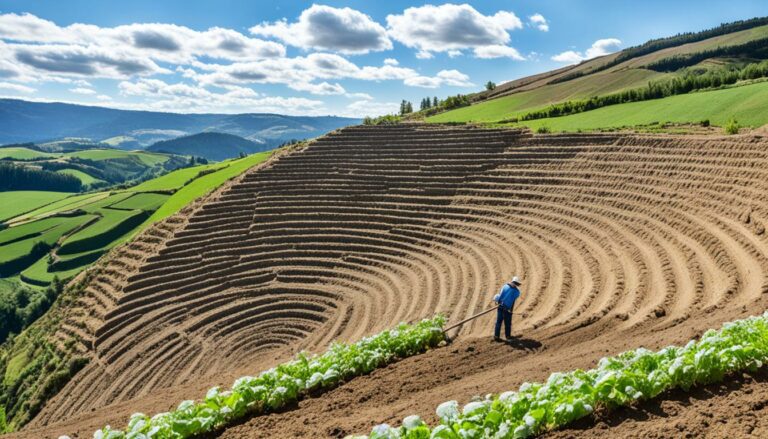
top-left (0, 0), bottom-right (765, 116)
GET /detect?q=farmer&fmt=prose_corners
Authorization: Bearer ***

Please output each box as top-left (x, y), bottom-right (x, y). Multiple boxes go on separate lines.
top-left (493, 276), bottom-right (522, 342)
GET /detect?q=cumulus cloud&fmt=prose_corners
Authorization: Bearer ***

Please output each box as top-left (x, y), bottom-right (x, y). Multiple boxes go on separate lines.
top-left (250, 4), bottom-right (391, 54)
top-left (69, 87), bottom-right (97, 95)
top-left (0, 12), bottom-right (285, 82)
top-left (552, 38), bottom-right (622, 64)
top-left (473, 45), bottom-right (525, 60)
top-left (386, 4), bottom-right (523, 58)
top-left (529, 14), bottom-right (549, 32)
top-left (117, 78), bottom-right (325, 114)
top-left (403, 69), bottom-right (473, 88)
top-left (345, 98), bottom-right (400, 118)
top-left (187, 54), bottom-right (472, 93)
top-left (0, 81), bottom-right (35, 93)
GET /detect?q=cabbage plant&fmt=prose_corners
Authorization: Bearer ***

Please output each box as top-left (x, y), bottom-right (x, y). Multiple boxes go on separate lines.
top-left (94, 315), bottom-right (446, 439)
top-left (356, 311), bottom-right (768, 439)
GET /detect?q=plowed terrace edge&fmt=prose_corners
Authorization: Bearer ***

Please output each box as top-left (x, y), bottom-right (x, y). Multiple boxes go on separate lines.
top-left (12, 124), bottom-right (768, 438)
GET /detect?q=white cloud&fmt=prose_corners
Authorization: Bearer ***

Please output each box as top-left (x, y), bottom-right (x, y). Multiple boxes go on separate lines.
top-left (447, 50), bottom-right (463, 58)
top-left (552, 38), bottom-right (622, 64)
top-left (0, 12), bottom-right (285, 82)
top-left (345, 98), bottom-right (400, 117)
top-left (69, 87), bottom-right (97, 95)
top-left (403, 69), bottom-right (473, 88)
top-left (473, 45), bottom-right (525, 60)
top-left (188, 54), bottom-right (472, 92)
top-left (529, 14), bottom-right (549, 32)
top-left (383, 58), bottom-right (399, 66)
top-left (386, 4), bottom-right (523, 59)
top-left (291, 81), bottom-right (346, 95)
top-left (117, 78), bottom-right (325, 114)
top-left (96, 94), bottom-right (112, 101)
top-left (250, 4), bottom-right (391, 55)
top-left (0, 81), bottom-right (35, 93)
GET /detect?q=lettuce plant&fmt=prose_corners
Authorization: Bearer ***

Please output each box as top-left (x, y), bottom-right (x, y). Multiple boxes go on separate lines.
top-left (94, 315), bottom-right (446, 439)
top-left (356, 311), bottom-right (768, 439)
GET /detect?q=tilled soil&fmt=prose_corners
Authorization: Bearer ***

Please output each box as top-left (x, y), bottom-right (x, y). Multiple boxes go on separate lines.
top-left (11, 125), bottom-right (768, 438)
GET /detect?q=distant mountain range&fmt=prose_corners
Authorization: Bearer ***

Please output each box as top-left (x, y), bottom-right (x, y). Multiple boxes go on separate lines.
top-left (0, 98), bottom-right (358, 148)
top-left (147, 132), bottom-right (266, 161)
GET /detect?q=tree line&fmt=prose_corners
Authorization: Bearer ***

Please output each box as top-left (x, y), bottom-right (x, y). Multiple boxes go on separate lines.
top-left (516, 60), bottom-right (768, 122)
top-left (0, 162), bottom-right (81, 192)
top-left (548, 16), bottom-right (768, 85)
top-left (645, 37), bottom-right (768, 71)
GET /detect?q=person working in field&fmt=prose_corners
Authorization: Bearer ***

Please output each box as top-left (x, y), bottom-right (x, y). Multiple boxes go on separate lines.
top-left (493, 276), bottom-right (522, 342)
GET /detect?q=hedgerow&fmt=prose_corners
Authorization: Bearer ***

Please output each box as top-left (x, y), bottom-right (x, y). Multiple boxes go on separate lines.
top-left (356, 311), bottom-right (768, 438)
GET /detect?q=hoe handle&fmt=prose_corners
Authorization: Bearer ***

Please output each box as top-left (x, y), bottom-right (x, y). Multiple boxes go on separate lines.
top-left (443, 305), bottom-right (499, 332)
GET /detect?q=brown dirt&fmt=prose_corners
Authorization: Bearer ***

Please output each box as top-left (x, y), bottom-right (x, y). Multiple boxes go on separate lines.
top-left (9, 125), bottom-right (768, 438)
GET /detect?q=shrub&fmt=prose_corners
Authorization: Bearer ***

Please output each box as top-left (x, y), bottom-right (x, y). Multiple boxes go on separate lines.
top-left (700, 119), bottom-right (710, 127)
top-left (536, 126), bottom-right (552, 134)
top-left (725, 117), bottom-right (740, 135)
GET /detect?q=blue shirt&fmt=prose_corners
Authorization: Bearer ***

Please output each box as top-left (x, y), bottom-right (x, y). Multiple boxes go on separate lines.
top-left (497, 284), bottom-right (520, 309)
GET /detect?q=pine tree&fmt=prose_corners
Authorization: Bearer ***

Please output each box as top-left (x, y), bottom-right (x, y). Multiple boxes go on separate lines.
top-left (433, 96), bottom-right (439, 107)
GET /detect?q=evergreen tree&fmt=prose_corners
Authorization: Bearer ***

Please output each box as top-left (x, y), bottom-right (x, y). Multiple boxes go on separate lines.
top-left (433, 96), bottom-right (439, 107)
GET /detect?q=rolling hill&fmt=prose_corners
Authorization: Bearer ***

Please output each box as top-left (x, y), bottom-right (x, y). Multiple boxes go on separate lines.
top-left (0, 99), bottom-right (358, 148)
top-left (146, 132), bottom-right (266, 161)
top-left (4, 124), bottom-right (768, 438)
top-left (427, 16), bottom-right (768, 130)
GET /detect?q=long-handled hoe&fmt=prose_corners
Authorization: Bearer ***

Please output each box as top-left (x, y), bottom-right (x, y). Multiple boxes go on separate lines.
top-left (442, 303), bottom-right (523, 342)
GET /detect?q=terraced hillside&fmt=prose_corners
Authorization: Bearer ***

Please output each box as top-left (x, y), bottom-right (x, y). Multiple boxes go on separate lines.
top-left (14, 124), bottom-right (768, 437)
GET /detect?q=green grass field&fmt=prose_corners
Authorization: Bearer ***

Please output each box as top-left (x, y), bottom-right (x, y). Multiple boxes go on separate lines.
top-left (514, 80), bottom-right (768, 132)
top-left (0, 147), bottom-right (55, 160)
top-left (129, 164), bottom-right (222, 192)
top-left (64, 149), bottom-right (169, 166)
top-left (0, 192), bottom-right (73, 222)
top-left (428, 68), bottom-right (666, 123)
top-left (11, 193), bottom-right (107, 224)
top-left (0, 150), bottom-right (273, 289)
top-left (143, 151), bottom-right (272, 226)
top-left (109, 193), bottom-right (169, 211)
top-left (0, 217), bottom-right (66, 245)
top-left (0, 216), bottom-right (93, 264)
top-left (58, 209), bottom-right (145, 255)
top-left (56, 169), bottom-right (105, 186)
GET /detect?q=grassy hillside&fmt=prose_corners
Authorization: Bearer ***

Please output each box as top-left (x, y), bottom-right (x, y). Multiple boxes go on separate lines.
top-left (515, 80), bottom-right (768, 132)
top-left (147, 132), bottom-right (264, 161)
top-left (428, 18), bottom-right (768, 127)
top-left (0, 150), bottom-right (273, 350)
top-left (0, 149), bottom-right (275, 430)
top-left (0, 192), bottom-right (72, 222)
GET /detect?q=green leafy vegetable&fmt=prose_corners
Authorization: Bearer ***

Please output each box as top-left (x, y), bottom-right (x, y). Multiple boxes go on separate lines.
top-left (356, 311), bottom-right (768, 438)
top-left (93, 315), bottom-right (446, 439)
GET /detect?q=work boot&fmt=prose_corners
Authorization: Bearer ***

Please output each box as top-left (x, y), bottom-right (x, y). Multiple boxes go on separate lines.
top-left (493, 336), bottom-right (503, 342)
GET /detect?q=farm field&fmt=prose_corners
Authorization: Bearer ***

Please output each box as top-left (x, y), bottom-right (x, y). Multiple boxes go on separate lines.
top-left (0, 152), bottom-right (274, 293)
top-left (0, 191), bottom-right (72, 222)
top-left (5, 124), bottom-right (768, 438)
top-left (516, 80), bottom-right (768, 132)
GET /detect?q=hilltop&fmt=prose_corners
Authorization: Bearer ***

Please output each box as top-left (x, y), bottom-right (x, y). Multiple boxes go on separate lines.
top-left (0, 99), bottom-right (358, 148)
top-left (146, 132), bottom-right (267, 161)
top-left (425, 16), bottom-right (768, 131)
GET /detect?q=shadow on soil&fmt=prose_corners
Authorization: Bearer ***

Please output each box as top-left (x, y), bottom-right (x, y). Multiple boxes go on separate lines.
top-left (504, 337), bottom-right (542, 351)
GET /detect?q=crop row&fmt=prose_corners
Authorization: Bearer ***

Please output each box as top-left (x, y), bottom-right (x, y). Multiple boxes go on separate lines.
top-left (94, 315), bottom-right (446, 439)
top-left (356, 311), bottom-right (768, 438)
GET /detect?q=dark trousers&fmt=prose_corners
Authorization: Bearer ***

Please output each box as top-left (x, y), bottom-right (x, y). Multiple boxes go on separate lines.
top-left (494, 305), bottom-right (512, 338)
